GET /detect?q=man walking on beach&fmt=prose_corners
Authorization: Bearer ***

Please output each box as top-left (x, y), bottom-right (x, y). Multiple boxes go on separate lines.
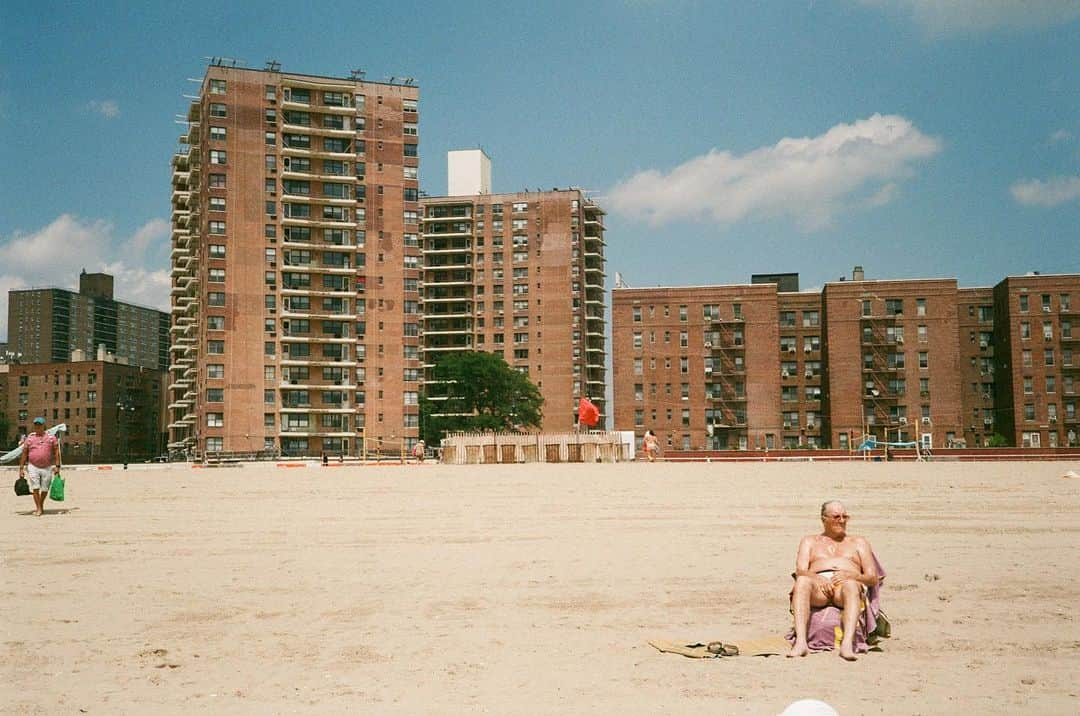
top-left (788, 500), bottom-right (879, 660)
top-left (642, 430), bottom-right (659, 462)
top-left (18, 417), bottom-right (61, 517)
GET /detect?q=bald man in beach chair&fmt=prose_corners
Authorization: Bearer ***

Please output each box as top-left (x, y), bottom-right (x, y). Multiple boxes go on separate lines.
top-left (787, 500), bottom-right (882, 661)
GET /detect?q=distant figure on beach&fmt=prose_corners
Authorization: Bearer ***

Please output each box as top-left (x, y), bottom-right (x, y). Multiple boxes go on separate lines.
top-left (18, 417), bottom-right (61, 517)
top-left (642, 430), bottom-right (659, 462)
top-left (788, 500), bottom-right (879, 661)
top-left (412, 440), bottom-right (425, 464)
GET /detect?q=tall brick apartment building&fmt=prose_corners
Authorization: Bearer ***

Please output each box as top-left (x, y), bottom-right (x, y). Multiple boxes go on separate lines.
top-left (420, 150), bottom-right (607, 429)
top-left (8, 271), bottom-right (169, 371)
top-left (168, 62), bottom-right (420, 457)
top-left (612, 269), bottom-right (1079, 450)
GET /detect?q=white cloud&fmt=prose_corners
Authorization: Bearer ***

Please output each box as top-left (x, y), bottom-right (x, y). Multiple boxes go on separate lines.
top-left (604, 114), bottom-right (941, 230)
top-left (1010, 176), bottom-right (1080, 207)
top-left (0, 214), bottom-right (170, 340)
top-left (87, 99), bottom-right (120, 119)
top-left (1049, 129), bottom-right (1073, 144)
top-left (856, 0), bottom-right (1080, 34)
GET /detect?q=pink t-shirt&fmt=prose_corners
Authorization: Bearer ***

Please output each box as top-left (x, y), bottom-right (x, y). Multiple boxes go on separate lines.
top-left (24, 432), bottom-right (58, 468)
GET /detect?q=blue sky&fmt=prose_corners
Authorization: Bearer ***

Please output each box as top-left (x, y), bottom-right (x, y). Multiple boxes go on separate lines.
top-left (1, 0), bottom-right (1078, 341)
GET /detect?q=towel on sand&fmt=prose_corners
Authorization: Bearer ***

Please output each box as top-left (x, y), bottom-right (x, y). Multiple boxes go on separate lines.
top-left (785, 552), bottom-right (888, 654)
top-left (648, 636), bottom-right (792, 658)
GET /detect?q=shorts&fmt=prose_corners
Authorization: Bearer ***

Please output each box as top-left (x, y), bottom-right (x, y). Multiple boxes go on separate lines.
top-left (26, 464), bottom-right (54, 493)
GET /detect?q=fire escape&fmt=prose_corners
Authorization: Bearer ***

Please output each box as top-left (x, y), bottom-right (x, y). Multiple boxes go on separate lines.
top-left (705, 315), bottom-right (747, 449)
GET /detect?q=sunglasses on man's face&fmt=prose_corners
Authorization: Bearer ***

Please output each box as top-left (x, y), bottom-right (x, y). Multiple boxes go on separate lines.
top-left (824, 514), bottom-right (850, 521)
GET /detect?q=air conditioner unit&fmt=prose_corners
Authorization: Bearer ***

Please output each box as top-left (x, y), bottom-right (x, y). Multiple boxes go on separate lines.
top-left (704, 341), bottom-right (713, 348)
top-left (787, 347), bottom-right (796, 353)
top-left (896, 336), bottom-right (904, 344)
top-left (804, 347), bottom-right (812, 354)
top-left (805, 370), bottom-right (814, 379)
top-left (1050, 417), bottom-right (1057, 423)
top-left (1043, 306), bottom-right (1051, 313)
top-left (704, 366), bottom-right (713, 374)
top-left (922, 417), bottom-right (931, 425)
top-left (783, 422), bottom-right (792, 429)
top-left (979, 341), bottom-right (988, 349)
top-left (806, 422), bottom-right (816, 429)
top-left (781, 370), bottom-right (790, 379)
top-left (984, 417), bottom-right (993, 425)
top-left (899, 417), bottom-right (908, 425)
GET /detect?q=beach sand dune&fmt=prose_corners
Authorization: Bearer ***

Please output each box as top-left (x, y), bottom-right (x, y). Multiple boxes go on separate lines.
top-left (3, 461), bottom-right (1079, 714)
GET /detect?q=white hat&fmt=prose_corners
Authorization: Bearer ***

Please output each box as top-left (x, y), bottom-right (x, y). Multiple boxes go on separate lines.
top-left (779, 700), bottom-right (840, 716)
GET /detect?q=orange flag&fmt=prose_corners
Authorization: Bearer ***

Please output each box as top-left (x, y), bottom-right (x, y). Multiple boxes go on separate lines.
top-left (578, 397), bottom-right (600, 427)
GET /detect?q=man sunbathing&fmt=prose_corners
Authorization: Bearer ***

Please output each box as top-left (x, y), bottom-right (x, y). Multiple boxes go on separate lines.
top-left (788, 500), bottom-right (879, 661)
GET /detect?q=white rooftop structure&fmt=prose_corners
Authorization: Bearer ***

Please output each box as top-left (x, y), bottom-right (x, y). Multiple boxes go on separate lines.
top-left (447, 149), bottom-right (491, 196)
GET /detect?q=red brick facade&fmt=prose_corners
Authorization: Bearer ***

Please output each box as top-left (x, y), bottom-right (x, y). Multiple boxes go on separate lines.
top-left (420, 191), bottom-right (606, 429)
top-left (613, 273), bottom-right (1079, 450)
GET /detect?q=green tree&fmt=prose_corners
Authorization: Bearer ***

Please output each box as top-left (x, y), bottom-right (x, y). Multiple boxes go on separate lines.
top-left (987, 433), bottom-right (1009, 448)
top-left (421, 351), bottom-right (543, 443)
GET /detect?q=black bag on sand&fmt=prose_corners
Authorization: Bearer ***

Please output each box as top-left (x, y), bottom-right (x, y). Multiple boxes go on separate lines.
top-left (14, 476), bottom-right (30, 496)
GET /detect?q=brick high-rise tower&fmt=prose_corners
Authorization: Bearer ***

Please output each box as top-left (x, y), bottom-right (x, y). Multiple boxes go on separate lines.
top-left (168, 63), bottom-right (420, 457)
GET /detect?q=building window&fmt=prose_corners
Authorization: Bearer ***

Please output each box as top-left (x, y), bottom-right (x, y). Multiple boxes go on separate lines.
top-left (209, 173), bottom-right (226, 188)
top-left (208, 340), bottom-right (224, 354)
top-left (206, 437), bottom-right (223, 452)
top-left (1019, 294), bottom-right (1029, 312)
top-left (679, 305), bottom-right (688, 322)
top-left (919, 351), bottom-right (929, 369)
top-left (206, 413), bottom-right (224, 427)
top-left (210, 150), bottom-right (227, 165)
top-left (206, 388), bottom-right (224, 402)
top-left (207, 316), bottom-right (224, 330)
top-left (207, 364), bottom-right (224, 379)
top-left (209, 103), bottom-right (227, 119)
top-left (916, 298), bottom-right (926, 316)
top-left (1045, 349), bottom-right (1055, 366)
top-left (403, 143), bottom-right (418, 157)
top-left (208, 268), bottom-right (225, 282)
top-left (207, 292), bottom-right (225, 306)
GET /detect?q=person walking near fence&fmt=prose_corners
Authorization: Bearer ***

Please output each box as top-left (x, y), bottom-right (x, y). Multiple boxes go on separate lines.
top-left (18, 417), bottom-right (61, 517)
top-left (643, 430), bottom-right (660, 462)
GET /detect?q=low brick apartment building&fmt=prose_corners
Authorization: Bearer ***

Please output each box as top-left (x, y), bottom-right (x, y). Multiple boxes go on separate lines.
top-left (3, 353), bottom-right (165, 462)
top-left (612, 269), bottom-right (1079, 450)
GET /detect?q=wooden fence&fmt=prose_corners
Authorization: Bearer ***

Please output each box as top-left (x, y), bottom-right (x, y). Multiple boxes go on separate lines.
top-left (439, 431), bottom-right (630, 465)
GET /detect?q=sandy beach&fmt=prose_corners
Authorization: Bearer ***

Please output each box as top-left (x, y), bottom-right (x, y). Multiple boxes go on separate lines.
top-left (3, 460), bottom-right (1079, 714)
